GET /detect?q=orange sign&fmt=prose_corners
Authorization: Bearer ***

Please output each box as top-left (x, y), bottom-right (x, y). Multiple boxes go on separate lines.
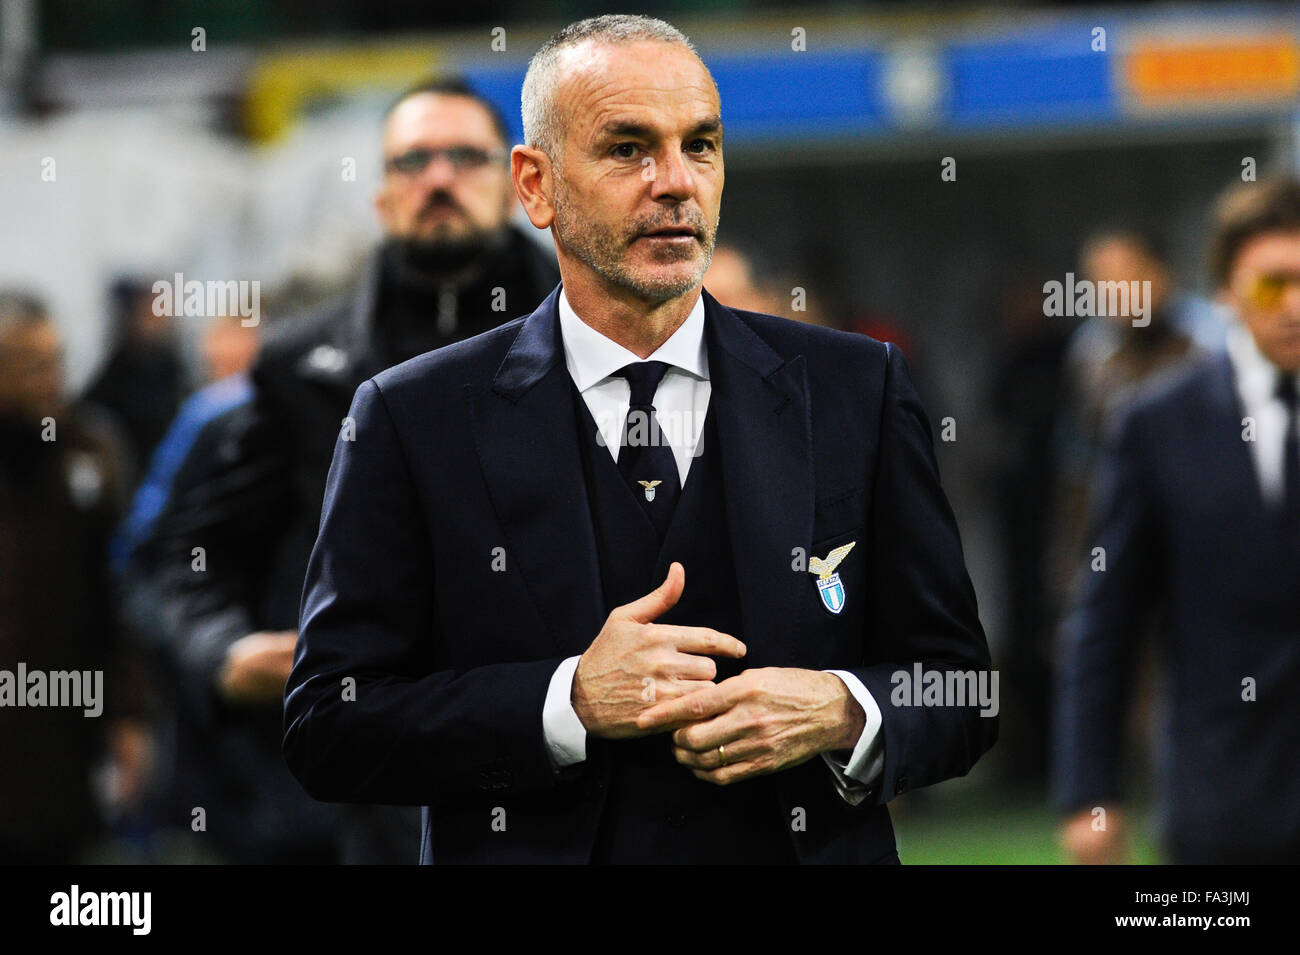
top-left (1126, 34), bottom-right (1300, 106)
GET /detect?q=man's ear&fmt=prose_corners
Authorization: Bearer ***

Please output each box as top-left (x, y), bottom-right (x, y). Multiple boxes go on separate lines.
top-left (374, 186), bottom-right (393, 232)
top-left (512, 144), bottom-right (555, 230)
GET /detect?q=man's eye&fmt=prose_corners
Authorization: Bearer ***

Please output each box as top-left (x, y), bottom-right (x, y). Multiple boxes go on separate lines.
top-left (688, 139), bottom-right (715, 153)
top-left (611, 143), bottom-right (639, 159)
top-left (391, 150), bottom-right (431, 173)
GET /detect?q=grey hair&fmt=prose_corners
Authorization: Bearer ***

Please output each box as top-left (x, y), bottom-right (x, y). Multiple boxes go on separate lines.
top-left (521, 14), bottom-right (707, 161)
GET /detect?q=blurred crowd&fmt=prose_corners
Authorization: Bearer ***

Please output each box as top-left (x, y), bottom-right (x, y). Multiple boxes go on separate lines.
top-left (2, 72), bottom-right (1297, 865)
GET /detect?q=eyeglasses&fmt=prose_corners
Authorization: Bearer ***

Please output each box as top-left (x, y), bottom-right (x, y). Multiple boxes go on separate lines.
top-left (384, 146), bottom-right (506, 176)
top-left (1239, 272), bottom-right (1300, 310)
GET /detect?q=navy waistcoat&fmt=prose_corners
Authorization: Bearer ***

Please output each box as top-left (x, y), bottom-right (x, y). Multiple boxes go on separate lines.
top-left (568, 379), bottom-right (795, 864)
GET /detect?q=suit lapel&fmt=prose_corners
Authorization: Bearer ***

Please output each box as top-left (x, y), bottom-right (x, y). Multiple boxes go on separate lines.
top-left (470, 287), bottom-right (816, 663)
top-left (469, 287), bottom-right (606, 658)
top-left (703, 291), bottom-right (815, 666)
top-left (1206, 351), bottom-right (1268, 521)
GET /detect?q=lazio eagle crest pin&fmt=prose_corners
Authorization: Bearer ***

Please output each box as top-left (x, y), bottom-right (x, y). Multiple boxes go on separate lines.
top-left (809, 542), bottom-right (856, 614)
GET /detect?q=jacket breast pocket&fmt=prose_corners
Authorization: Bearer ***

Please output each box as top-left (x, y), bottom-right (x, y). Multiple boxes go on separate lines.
top-left (806, 522), bottom-right (864, 621)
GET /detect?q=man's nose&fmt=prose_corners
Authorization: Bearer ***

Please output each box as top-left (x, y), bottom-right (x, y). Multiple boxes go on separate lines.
top-left (649, 145), bottom-right (696, 200)
top-left (420, 154), bottom-right (459, 189)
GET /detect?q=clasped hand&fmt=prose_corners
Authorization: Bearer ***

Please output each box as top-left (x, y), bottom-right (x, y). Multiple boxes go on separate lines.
top-left (572, 562), bottom-right (863, 784)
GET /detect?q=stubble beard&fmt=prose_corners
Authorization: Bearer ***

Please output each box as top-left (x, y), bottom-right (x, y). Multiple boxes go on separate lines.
top-left (551, 168), bottom-right (717, 304)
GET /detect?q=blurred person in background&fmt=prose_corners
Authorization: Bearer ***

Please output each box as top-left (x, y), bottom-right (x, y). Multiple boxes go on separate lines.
top-left (113, 312), bottom-right (263, 635)
top-left (1048, 229), bottom-right (1204, 614)
top-left (702, 243), bottom-right (779, 314)
top-left (113, 313), bottom-right (262, 575)
top-left (703, 242), bottom-right (846, 332)
top-left (85, 279), bottom-right (186, 484)
top-left (986, 272), bottom-right (1075, 785)
top-left (201, 311), bottom-right (261, 385)
top-left (1054, 178), bottom-right (1300, 864)
top-left (133, 75), bottom-right (559, 863)
top-left (0, 291), bottom-right (152, 863)
top-left (111, 312), bottom-right (262, 860)
top-left (1044, 231), bottom-right (1204, 793)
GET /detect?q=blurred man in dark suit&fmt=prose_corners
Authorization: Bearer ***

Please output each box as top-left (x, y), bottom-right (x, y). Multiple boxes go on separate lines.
top-left (134, 77), bottom-right (558, 863)
top-left (1055, 178), bottom-right (1300, 864)
top-left (285, 14), bottom-right (996, 865)
top-left (85, 280), bottom-right (185, 485)
top-left (0, 292), bottom-right (150, 862)
top-left (1037, 231), bottom-right (1202, 788)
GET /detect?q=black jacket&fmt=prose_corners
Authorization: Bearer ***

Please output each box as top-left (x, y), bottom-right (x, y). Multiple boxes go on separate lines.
top-left (0, 406), bottom-right (137, 863)
top-left (286, 287), bottom-right (997, 864)
top-left (140, 227), bottom-right (560, 862)
top-left (1054, 352), bottom-right (1300, 863)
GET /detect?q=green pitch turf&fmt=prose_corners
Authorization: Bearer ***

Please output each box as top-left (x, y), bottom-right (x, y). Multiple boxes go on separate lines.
top-left (891, 785), bottom-right (1161, 865)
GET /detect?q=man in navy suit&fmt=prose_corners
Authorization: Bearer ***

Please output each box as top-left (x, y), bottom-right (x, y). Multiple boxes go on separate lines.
top-left (1055, 178), bottom-right (1300, 865)
top-left (284, 14), bottom-right (996, 864)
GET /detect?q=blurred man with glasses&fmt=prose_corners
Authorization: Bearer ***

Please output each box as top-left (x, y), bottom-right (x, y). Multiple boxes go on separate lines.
top-left (1055, 178), bottom-right (1300, 864)
top-left (130, 77), bottom-right (558, 864)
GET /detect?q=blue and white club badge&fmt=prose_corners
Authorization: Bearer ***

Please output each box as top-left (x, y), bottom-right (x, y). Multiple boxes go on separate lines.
top-left (637, 480), bottom-right (662, 502)
top-left (809, 542), bottom-right (856, 614)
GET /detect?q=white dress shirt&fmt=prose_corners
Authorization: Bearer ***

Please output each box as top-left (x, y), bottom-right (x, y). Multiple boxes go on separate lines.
top-left (541, 287), bottom-right (885, 804)
top-left (1227, 320), bottom-right (1300, 507)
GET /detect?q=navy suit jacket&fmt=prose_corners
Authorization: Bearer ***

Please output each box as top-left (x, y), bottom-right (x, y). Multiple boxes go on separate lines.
top-left (1053, 352), bottom-right (1300, 859)
top-left (284, 286), bottom-right (996, 864)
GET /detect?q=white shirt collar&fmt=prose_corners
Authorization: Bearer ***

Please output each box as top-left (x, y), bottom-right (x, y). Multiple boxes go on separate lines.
top-left (1227, 318), bottom-right (1297, 407)
top-left (557, 286), bottom-right (709, 393)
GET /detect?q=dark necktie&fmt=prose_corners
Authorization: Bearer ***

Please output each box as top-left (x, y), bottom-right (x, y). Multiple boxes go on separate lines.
top-left (615, 361), bottom-right (680, 537)
top-left (1278, 371), bottom-right (1299, 529)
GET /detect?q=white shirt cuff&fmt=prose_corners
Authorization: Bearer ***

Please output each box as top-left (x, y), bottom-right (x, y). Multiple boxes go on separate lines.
top-left (820, 669), bottom-right (884, 806)
top-left (543, 655), bottom-right (587, 768)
